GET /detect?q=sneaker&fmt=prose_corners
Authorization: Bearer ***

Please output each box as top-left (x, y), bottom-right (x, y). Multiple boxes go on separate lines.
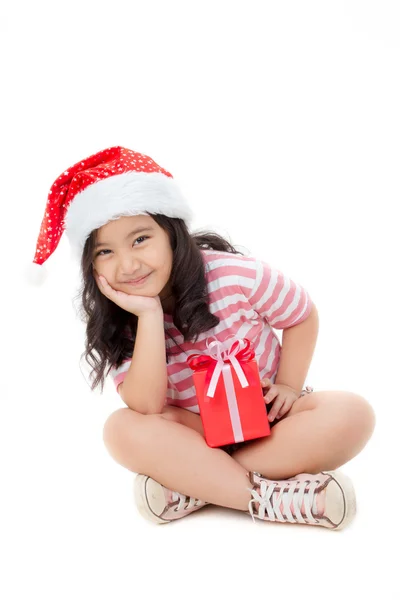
top-left (134, 473), bottom-right (210, 524)
top-left (246, 469), bottom-right (356, 530)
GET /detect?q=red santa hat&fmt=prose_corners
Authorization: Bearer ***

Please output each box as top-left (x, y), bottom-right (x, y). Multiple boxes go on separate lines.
top-left (25, 146), bottom-right (194, 285)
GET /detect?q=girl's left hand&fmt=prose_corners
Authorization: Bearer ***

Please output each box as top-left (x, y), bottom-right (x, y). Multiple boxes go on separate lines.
top-left (260, 378), bottom-right (300, 422)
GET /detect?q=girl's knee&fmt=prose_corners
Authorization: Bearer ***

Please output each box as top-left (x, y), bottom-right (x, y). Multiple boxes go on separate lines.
top-left (102, 406), bottom-right (177, 455)
top-left (350, 395), bottom-right (376, 438)
top-left (334, 394), bottom-right (376, 447)
top-left (102, 407), bottom-right (144, 450)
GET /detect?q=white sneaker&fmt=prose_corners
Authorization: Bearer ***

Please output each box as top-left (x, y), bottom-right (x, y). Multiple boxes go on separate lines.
top-left (246, 469), bottom-right (356, 530)
top-left (134, 474), bottom-right (210, 524)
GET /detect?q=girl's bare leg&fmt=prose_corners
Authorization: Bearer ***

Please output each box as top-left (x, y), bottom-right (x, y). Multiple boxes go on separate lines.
top-left (231, 391), bottom-right (376, 479)
top-left (103, 407), bottom-right (252, 511)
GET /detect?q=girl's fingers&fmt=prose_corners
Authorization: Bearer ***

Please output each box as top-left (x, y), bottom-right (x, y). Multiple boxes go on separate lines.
top-left (97, 275), bottom-right (113, 298)
top-left (98, 275), bottom-right (112, 292)
top-left (264, 385), bottom-right (278, 404)
top-left (97, 275), bottom-right (105, 288)
top-left (276, 400), bottom-right (290, 420)
top-left (261, 378), bottom-right (272, 395)
top-left (268, 398), bottom-right (284, 422)
top-left (98, 276), bottom-right (130, 303)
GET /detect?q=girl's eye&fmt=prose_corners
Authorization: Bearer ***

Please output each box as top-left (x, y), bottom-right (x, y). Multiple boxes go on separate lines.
top-left (95, 236), bottom-right (149, 257)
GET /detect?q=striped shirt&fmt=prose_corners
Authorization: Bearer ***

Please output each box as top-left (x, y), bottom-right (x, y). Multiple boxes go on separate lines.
top-left (109, 249), bottom-right (313, 413)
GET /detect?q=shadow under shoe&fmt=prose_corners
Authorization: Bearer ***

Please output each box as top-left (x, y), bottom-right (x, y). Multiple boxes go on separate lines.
top-left (134, 474), bottom-right (210, 524)
top-left (246, 469), bottom-right (356, 530)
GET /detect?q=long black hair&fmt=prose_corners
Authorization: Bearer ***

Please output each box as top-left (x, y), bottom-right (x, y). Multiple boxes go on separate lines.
top-left (73, 213), bottom-right (246, 393)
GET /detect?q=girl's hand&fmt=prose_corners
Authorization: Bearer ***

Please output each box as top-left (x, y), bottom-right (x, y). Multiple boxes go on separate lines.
top-left (94, 273), bottom-right (162, 317)
top-left (260, 378), bottom-right (300, 422)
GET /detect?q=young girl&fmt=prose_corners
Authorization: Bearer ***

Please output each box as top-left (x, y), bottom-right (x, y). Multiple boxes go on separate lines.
top-left (29, 146), bottom-right (376, 531)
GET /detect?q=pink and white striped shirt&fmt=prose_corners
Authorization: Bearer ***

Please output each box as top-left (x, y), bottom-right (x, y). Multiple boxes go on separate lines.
top-left (109, 249), bottom-right (313, 413)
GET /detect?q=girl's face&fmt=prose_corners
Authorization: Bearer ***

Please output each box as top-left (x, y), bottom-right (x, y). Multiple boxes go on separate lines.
top-left (92, 215), bottom-right (174, 308)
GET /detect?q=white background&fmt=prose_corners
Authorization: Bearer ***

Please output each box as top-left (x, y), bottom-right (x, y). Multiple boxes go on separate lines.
top-left (2, 1), bottom-right (399, 598)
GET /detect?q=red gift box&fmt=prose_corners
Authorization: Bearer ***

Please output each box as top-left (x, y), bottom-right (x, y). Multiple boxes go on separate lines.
top-left (187, 336), bottom-right (271, 448)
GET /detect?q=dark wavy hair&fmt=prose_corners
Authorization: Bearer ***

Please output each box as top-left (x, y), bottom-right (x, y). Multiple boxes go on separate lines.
top-left (73, 213), bottom-right (246, 393)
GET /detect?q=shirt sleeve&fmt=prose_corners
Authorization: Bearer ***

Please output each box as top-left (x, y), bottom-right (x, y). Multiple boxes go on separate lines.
top-left (240, 256), bottom-right (313, 329)
top-left (109, 358), bottom-right (132, 395)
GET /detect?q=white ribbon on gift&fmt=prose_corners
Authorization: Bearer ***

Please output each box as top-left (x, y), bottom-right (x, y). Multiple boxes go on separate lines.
top-left (204, 336), bottom-right (251, 443)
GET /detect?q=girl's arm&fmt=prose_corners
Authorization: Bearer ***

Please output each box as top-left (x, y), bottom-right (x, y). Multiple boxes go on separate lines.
top-left (275, 303), bottom-right (319, 393)
top-left (119, 308), bottom-right (168, 415)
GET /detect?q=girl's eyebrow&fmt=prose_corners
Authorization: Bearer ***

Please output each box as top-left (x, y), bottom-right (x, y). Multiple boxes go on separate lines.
top-left (94, 227), bottom-right (155, 250)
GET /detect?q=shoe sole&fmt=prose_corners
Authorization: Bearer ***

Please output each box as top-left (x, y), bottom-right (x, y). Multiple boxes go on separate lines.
top-left (133, 474), bottom-right (170, 525)
top-left (322, 470), bottom-right (357, 530)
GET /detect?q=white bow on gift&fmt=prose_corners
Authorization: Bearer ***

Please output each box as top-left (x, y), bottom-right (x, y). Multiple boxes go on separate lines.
top-left (205, 335), bottom-right (251, 398)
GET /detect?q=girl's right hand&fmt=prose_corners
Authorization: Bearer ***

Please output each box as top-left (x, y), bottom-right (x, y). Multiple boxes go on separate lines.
top-left (95, 273), bottom-right (163, 317)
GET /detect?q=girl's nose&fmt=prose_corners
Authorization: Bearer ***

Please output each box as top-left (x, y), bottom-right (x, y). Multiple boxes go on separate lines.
top-left (119, 255), bottom-right (141, 274)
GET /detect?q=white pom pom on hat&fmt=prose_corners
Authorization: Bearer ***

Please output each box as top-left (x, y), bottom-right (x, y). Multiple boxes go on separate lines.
top-left (24, 261), bottom-right (49, 286)
top-left (26, 145), bottom-right (194, 286)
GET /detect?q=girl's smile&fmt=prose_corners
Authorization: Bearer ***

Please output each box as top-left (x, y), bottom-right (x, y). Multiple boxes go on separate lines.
top-left (123, 273), bottom-right (152, 286)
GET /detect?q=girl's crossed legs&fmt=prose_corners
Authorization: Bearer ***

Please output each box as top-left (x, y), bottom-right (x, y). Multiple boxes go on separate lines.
top-left (103, 388), bottom-right (376, 512)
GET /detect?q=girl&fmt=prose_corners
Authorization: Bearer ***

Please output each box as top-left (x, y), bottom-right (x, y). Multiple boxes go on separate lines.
top-left (29, 146), bottom-right (376, 531)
